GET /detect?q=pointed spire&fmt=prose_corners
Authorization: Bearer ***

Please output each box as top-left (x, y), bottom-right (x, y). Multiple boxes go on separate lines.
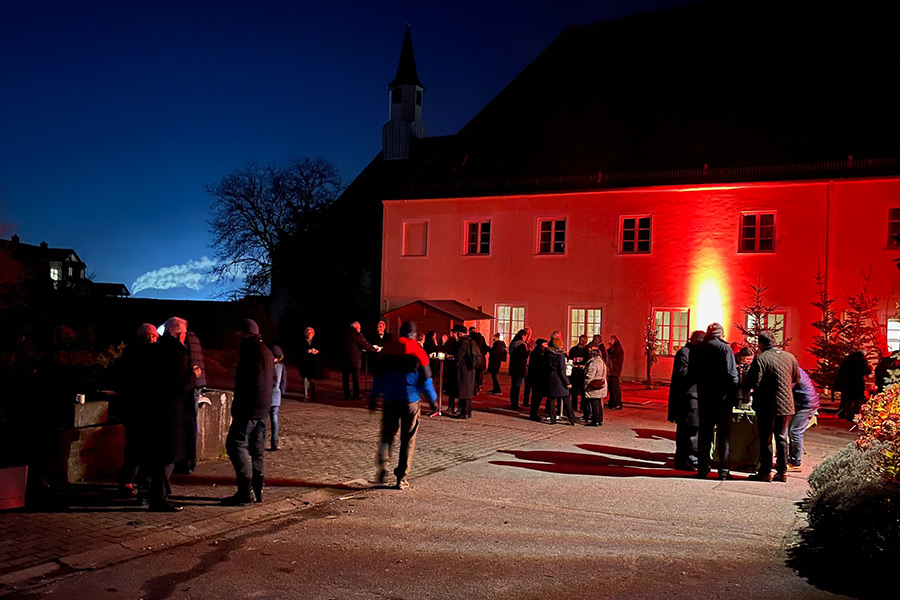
top-left (389, 25), bottom-right (424, 89)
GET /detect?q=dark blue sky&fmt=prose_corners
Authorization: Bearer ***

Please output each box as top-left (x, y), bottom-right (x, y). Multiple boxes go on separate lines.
top-left (0, 0), bottom-right (696, 299)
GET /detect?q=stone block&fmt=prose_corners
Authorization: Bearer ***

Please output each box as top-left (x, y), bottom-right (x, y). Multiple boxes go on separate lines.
top-left (197, 389), bottom-right (233, 461)
top-left (59, 424), bottom-right (125, 483)
top-left (72, 401), bottom-right (109, 428)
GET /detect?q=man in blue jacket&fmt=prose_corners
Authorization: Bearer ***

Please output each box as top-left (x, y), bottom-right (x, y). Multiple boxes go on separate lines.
top-left (374, 321), bottom-right (437, 490)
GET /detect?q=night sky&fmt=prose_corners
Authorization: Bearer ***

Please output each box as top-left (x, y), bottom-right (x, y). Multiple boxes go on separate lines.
top-left (0, 0), bottom-right (698, 299)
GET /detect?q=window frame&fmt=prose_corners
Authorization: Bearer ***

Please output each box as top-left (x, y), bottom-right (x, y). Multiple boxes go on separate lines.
top-left (401, 220), bottom-right (429, 257)
top-left (653, 307), bottom-right (691, 356)
top-left (888, 318), bottom-right (900, 352)
top-left (888, 208), bottom-right (900, 249)
top-left (464, 219), bottom-right (492, 256)
top-left (568, 306), bottom-right (603, 349)
top-left (738, 211), bottom-right (776, 253)
top-left (745, 311), bottom-right (787, 346)
top-left (495, 303), bottom-right (526, 344)
top-left (536, 217), bottom-right (567, 255)
top-left (619, 214), bottom-right (652, 254)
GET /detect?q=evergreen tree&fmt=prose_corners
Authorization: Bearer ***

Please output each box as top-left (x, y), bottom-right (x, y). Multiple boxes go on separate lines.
top-left (841, 268), bottom-right (883, 362)
top-left (735, 275), bottom-right (792, 354)
top-left (644, 314), bottom-right (660, 389)
top-left (808, 270), bottom-right (846, 393)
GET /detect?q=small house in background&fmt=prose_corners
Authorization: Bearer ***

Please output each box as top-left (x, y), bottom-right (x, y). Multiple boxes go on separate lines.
top-left (383, 299), bottom-right (493, 340)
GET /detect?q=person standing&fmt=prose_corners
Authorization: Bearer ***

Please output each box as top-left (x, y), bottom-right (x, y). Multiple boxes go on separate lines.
top-left (508, 330), bottom-right (528, 409)
top-left (835, 349), bottom-right (872, 422)
top-left (569, 334), bottom-right (590, 420)
top-left (468, 326), bottom-right (489, 394)
top-left (174, 329), bottom-right (205, 474)
top-left (583, 345), bottom-right (607, 426)
top-left (487, 332), bottom-right (507, 394)
top-left (528, 338), bottom-right (551, 422)
top-left (268, 345), bottom-right (287, 451)
top-left (667, 330), bottom-right (705, 471)
top-left (374, 321), bottom-right (438, 490)
top-left (606, 335), bottom-right (625, 409)
top-left (372, 319), bottom-right (393, 347)
top-left (689, 323), bottom-right (739, 480)
top-left (744, 331), bottom-right (800, 482)
top-left (297, 327), bottom-right (320, 401)
top-left (522, 327), bottom-right (535, 406)
top-left (788, 367), bottom-right (819, 471)
top-left (341, 321), bottom-right (379, 401)
top-left (451, 325), bottom-right (481, 419)
top-left (145, 317), bottom-right (195, 512)
top-left (545, 331), bottom-right (575, 425)
top-left (223, 319), bottom-right (274, 505)
top-left (590, 334), bottom-right (609, 365)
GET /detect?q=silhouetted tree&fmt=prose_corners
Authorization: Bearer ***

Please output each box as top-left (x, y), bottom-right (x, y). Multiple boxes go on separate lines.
top-left (808, 269), bottom-right (845, 394)
top-left (735, 275), bottom-right (791, 353)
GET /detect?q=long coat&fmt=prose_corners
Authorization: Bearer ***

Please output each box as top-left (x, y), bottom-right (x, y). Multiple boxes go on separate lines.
top-left (454, 336), bottom-right (481, 400)
top-left (545, 346), bottom-right (571, 398)
top-left (297, 337), bottom-right (322, 380)
top-left (487, 340), bottom-right (507, 374)
top-left (607, 341), bottom-right (625, 377)
top-left (342, 327), bottom-right (377, 368)
top-left (508, 339), bottom-right (529, 378)
top-left (233, 334), bottom-right (275, 421)
top-left (145, 334), bottom-right (194, 465)
top-left (688, 335), bottom-right (738, 406)
top-left (667, 342), bottom-right (699, 426)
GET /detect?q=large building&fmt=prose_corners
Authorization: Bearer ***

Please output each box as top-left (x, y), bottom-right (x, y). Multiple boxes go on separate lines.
top-left (369, 1), bottom-right (900, 381)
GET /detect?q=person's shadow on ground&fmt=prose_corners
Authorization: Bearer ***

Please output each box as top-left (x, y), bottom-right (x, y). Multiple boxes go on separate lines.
top-left (491, 443), bottom-right (696, 478)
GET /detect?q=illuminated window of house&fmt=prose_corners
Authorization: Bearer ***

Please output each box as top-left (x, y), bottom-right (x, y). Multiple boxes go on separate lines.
top-left (888, 209), bottom-right (900, 248)
top-left (50, 265), bottom-right (61, 281)
top-left (569, 307), bottom-right (602, 349)
top-left (496, 304), bottom-right (525, 343)
top-left (654, 308), bottom-right (690, 356)
top-left (465, 220), bottom-right (491, 255)
top-left (888, 319), bottom-right (900, 352)
top-left (401, 221), bottom-right (428, 256)
top-left (745, 312), bottom-right (787, 346)
top-left (739, 212), bottom-right (776, 253)
top-left (620, 215), bottom-right (651, 253)
top-left (537, 218), bottom-right (565, 254)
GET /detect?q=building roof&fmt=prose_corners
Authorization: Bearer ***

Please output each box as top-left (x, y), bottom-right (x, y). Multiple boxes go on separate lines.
top-left (386, 0), bottom-right (900, 197)
top-left (90, 282), bottom-right (131, 297)
top-left (0, 236), bottom-right (84, 266)
top-left (388, 27), bottom-right (424, 89)
top-left (386, 299), bottom-right (494, 321)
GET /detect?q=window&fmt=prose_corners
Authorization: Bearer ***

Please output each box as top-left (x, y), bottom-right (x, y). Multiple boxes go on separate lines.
top-left (739, 212), bottom-right (775, 253)
top-left (569, 308), bottom-right (602, 349)
top-left (888, 209), bottom-right (900, 248)
top-left (537, 218), bottom-right (566, 254)
top-left (49, 265), bottom-right (61, 281)
top-left (746, 312), bottom-right (787, 346)
top-left (465, 221), bottom-right (491, 255)
top-left (496, 304), bottom-right (525, 343)
top-left (888, 318), bottom-right (900, 352)
top-left (654, 308), bottom-right (690, 356)
top-left (620, 215), bottom-right (651, 253)
top-left (401, 221), bottom-right (428, 256)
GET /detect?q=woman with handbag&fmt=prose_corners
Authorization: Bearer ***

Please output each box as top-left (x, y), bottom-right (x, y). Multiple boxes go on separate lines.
top-left (583, 345), bottom-right (608, 426)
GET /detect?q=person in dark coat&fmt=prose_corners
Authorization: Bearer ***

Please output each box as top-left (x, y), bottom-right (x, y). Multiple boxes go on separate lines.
top-left (688, 322), bottom-right (739, 480)
top-left (223, 319), bottom-right (275, 506)
top-left (743, 330), bottom-right (800, 482)
top-left (569, 334), bottom-right (590, 420)
top-left (174, 329), bottom-right (205, 474)
top-left (667, 330), bottom-right (705, 471)
top-left (835, 349), bottom-right (873, 422)
top-left (297, 327), bottom-right (321, 401)
top-left (452, 324), bottom-right (482, 419)
top-left (144, 316), bottom-right (195, 512)
top-left (606, 335), bottom-right (625, 409)
top-left (528, 339), bottom-right (551, 422)
top-left (590, 334), bottom-right (609, 365)
top-left (371, 320), bottom-right (393, 347)
top-left (545, 332), bottom-right (575, 425)
top-left (788, 367), bottom-right (820, 470)
top-left (487, 333), bottom-right (507, 395)
top-left (508, 330), bottom-right (529, 409)
top-left (468, 326), bottom-right (489, 394)
top-left (341, 321), bottom-right (379, 401)
top-left (113, 322), bottom-right (158, 495)
top-left (522, 327), bottom-right (535, 406)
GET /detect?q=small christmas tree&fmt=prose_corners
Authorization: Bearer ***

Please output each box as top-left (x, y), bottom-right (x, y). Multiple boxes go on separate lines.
top-left (842, 268), bottom-right (883, 363)
top-left (644, 314), bottom-right (660, 389)
top-left (735, 275), bottom-right (792, 353)
top-left (808, 269), bottom-right (846, 394)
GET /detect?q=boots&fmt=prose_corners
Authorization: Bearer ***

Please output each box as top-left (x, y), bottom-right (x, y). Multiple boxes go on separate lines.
top-left (221, 477), bottom-right (254, 506)
top-left (252, 473), bottom-right (264, 503)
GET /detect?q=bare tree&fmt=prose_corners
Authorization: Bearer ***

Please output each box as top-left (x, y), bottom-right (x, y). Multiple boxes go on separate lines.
top-left (207, 157), bottom-right (343, 297)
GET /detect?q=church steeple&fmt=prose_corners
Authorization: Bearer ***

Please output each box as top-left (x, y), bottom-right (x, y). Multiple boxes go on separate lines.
top-left (383, 26), bottom-right (426, 161)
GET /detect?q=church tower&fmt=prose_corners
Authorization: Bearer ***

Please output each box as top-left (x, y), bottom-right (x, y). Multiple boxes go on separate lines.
top-left (382, 26), bottom-right (425, 161)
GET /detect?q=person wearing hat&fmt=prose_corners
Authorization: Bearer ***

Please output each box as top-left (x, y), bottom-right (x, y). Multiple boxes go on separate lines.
top-left (268, 344), bottom-right (287, 451)
top-left (447, 324), bottom-right (482, 419)
top-left (373, 321), bottom-right (437, 489)
top-left (688, 322), bottom-right (739, 480)
top-left (223, 319), bottom-right (274, 505)
top-left (668, 330), bottom-right (706, 470)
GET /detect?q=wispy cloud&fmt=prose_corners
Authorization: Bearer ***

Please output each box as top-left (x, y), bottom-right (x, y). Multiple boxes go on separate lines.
top-left (132, 256), bottom-right (217, 295)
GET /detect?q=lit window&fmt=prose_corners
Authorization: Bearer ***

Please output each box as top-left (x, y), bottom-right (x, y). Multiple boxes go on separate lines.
top-left (537, 219), bottom-right (565, 254)
top-left (50, 266), bottom-right (61, 281)
top-left (67, 266), bottom-right (73, 277)
top-left (465, 221), bottom-right (491, 255)
top-left (496, 304), bottom-right (525, 343)
top-left (740, 212), bottom-right (776, 253)
top-left (401, 221), bottom-right (427, 256)
top-left (569, 308), bottom-right (602, 349)
top-left (745, 312), bottom-right (786, 346)
top-left (654, 308), bottom-right (690, 356)
top-left (888, 319), bottom-right (900, 352)
top-left (620, 215), bottom-right (651, 253)
top-left (888, 209), bottom-right (900, 248)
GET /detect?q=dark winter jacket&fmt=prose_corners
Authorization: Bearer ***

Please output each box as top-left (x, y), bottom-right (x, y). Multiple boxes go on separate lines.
top-left (668, 342), bottom-right (699, 426)
top-left (527, 342), bottom-right (549, 397)
top-left (342, 327), bottom-right (378, 368)
top-left (689, 335), bottom-right (739, 405)
top-left (297, 337), bottom-right (322, 380)
top-left (146, 334), bottom-right (195, 464)
top-left (545, 345), bottom-right (571, 398)
top-left (509, 338), bottom-right (529, 378)
top-left (233, 334), bottom-right (275, 421)
top-left (487, 340), bottom-right (507, 374)
top-left (454, 336), bottom-right (481, 400)
top-left (569, 344), bottom-right (590, 391)
top-left (835, 350), bottom-right (872, 401)
top-left (607, 341), bottom-right (624, 377)
top-left (792, 368), bottom-right (820, 411)
top-left (745, 347), bottom-right (800, 416)
top-left (185, 331), bottom-right (206, 389)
